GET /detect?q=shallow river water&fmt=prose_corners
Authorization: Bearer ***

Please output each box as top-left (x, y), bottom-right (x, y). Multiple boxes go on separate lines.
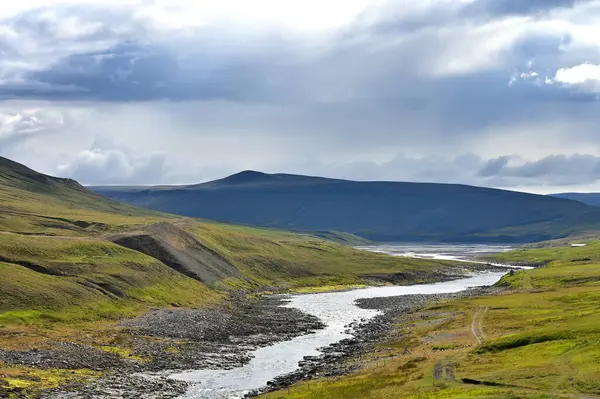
top-left (171, 244), bottom-right (513, 398)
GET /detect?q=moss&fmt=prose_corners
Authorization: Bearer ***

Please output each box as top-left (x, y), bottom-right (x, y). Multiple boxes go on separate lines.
top-left (97, 346), bottom-right (148, 363)
top-left (0, 365), bottom-right (100, 390)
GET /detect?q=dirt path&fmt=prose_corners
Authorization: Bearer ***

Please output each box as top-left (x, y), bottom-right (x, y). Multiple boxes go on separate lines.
top-left (471, 306), bottom-right (489, 345)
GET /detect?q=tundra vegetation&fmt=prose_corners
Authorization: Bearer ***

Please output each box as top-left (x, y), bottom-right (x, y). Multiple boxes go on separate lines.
top-left (0, 156), bottom-right (465, 395)
top-left (261, 243), bottom-right (600, 399)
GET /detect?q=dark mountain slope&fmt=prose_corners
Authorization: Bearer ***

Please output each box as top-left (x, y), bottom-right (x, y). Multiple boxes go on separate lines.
top-left (92, 172), bottom-right (600, 242)
top-left (551, 192), bottom-right (600, 207)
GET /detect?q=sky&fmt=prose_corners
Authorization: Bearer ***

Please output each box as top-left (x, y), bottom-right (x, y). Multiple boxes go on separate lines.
top-left (1, 0), bottom-right (600, 193)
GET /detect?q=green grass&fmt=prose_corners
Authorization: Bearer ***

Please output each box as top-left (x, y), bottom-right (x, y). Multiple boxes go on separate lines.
top-left (185, 221), bottom-right (460, 289)
top-left (0, 366), bottom-right (100, 391)
top-left (0, 156), bottom-right (494, 395)
top-left (493, 241), bottom-right (600, 289)
top-left (261, 241), bottom-right (600, 399)
top-left (0, 233), bottom-right (222, 315)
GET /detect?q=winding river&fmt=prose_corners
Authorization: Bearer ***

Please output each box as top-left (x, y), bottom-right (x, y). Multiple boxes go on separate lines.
top-left (171, 244), bottom-right (513, 399)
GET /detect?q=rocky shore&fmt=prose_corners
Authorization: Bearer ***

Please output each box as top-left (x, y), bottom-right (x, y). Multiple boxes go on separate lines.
top-left (6, 296), bottom-right (324, 399)
top-left (246, 285), bottom-right (502, 397)
top-left (7, 272), bottom-right (506, 399)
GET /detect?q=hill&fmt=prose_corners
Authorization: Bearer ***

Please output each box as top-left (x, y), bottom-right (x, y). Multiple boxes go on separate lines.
top-left (0, 157), bottom-right (464, 309)
top-left (92, 171), bottom-right (600, 243)
top-left (0, 156), bottom-right (472, 393)
top-left (551, 192), bottom-right (600, 207)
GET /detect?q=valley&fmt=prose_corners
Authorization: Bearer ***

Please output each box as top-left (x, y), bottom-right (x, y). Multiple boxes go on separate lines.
top-left (3, 156), bottom-right (600, 399)
top-left (2, 2), bottom-right (599, 398)
top-left (0, 157), bottom-right (495, 398)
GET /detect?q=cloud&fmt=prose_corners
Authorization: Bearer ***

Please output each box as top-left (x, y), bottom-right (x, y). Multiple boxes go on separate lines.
top-left (552, 63), bottom-right (600, 92)
top-left (475, 154), bottom-right (600, 186)
top-left (0, 108), bottom-right (64, 148)
top-left (0, 0), bottom-right (591, 102)
top-left (1, 1), bottom-right (600, 192)
top-left (477, 156), bottom-right (514, 177)
top-left (464, 0), bottom-right (584, 17)
top-left (57, 137), bottom-right (167, 185)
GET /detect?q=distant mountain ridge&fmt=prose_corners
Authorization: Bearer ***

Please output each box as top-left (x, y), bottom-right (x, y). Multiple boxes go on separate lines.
top-left (551, 193), bottom-right (600, 207)
top-left (92, 171), bottom-right (600, 243)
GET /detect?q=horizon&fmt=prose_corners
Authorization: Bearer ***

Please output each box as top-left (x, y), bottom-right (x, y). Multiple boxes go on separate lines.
top-left (82, 167), bottom-right (599, 196)
top-left (1, 1), bottom-right (600, 193)
top-left (5, 153), bottom-right (598, 195)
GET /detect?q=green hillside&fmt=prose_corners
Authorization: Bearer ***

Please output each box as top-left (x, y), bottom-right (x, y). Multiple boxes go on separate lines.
top-left (0, 156), bottom-right (466, 394)
top-left (263, 242), bottom-right (600, 398)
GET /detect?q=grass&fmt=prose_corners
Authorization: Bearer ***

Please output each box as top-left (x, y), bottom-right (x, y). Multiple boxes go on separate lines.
top-left (0, 233), bottom-right (222, 315)
top-left (184, 221), bottom-right (461, 289)
top-left (260, 242), bottom-right (600, 399)
top-left (6, 156), bottom-right (600, 397)
top-left (0, 366), bottom-right (100, 391)
top-left (1, 157), bottom-right (467, 394)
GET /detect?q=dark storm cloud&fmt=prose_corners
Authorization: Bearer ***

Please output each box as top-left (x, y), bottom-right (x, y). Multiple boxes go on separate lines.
top-left (475, 154), bottom-right (600, 186)
top-left (0, 0), bottom-right (592, 103)
top-left (464, 0), bottom-right (586, 17)
top-left (2, 0), bottom-right (600, 190)
top-left (22, 41), bottom-right (290, 102)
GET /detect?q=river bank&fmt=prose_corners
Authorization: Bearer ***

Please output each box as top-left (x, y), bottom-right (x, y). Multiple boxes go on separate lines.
top-left (5, 250), bottom-right (514, 399)
top-left (20, 273), bottom-right (504, 399)
top-left (246, 285), bottom-right (503, 397)
top-left (8, 296), bottom-right (324, 399)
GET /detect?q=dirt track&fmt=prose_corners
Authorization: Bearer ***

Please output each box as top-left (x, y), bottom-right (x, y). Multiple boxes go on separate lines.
top-left (471, 306), bottom-right (489, 345)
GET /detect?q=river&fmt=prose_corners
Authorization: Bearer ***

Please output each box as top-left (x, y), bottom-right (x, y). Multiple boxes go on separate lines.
top-left (170, 244), bottom-right (514, 399)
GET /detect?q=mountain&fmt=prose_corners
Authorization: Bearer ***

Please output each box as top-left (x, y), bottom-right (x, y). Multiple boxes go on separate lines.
top-left (6, 157), bottom-right (486, 393)
top-left (551, 192), bottom-right (600, 207)
top-left (91, 171), bottom-right (600, 243)
top-left (1, 157), bottom-right (453, 317)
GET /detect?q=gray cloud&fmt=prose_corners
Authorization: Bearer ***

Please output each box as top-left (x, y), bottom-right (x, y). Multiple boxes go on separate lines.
top-left (57, 137), bottom-right (168, 185)
top-left (1, 1), bottom-right (600, 192)
top-left (478, 156), bottom-right (513, 177)
top-left (0, 0), bottom-right (592, 103)
top-left (464, 0), bottom-right (585, 17)
top-left (476, 154), bottom-right (600, 186)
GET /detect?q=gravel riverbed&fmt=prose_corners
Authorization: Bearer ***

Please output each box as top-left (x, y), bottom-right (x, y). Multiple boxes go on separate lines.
top-left (6, 278), bottom-right (506, 398)
top-left (246, 285), bottom-right (502, 397)
top-left (6, 296), bottom-right (324, 399)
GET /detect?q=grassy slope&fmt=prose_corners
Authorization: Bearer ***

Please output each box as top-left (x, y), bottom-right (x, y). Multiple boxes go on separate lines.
top-left (262, 244), bottom-right (600, 399)
top-left (186, 221), bottom-right (455, 290)
top-left (0, 157), bottom-right (461, 392)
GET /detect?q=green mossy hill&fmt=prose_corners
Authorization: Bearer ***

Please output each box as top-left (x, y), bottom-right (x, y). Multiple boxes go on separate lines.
top-left (0, 156), bottom-right (166, 238)
top-left (0, 157), bottom-right (160, 217)
top-left (494, 241), bottom-right (600, 289)
top-left (182, 221), bottom-right (457, 290)
top-left (0, 156), bottom-right (458, 322)
top-left (0, 155), bottom-right (483, 394)
top-left (261, 242), bottom-right (600, 399)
